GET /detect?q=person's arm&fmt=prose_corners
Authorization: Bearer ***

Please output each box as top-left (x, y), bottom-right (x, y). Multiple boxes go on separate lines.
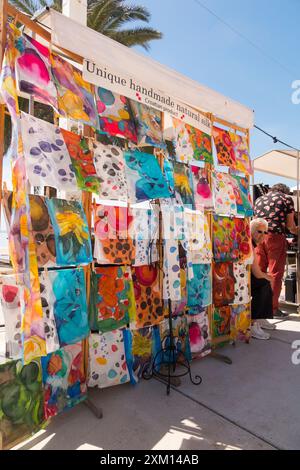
top-left (286, 212), bottom-right (298, 235)
top-left (286, 196), bottom-right (298, 234)
top-left (251, 251), bottom-right (272, 281)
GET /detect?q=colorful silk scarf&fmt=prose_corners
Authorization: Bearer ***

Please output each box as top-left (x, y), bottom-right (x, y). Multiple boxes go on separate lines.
top-left (233, 263), bottom-right (250, 305)
top-left (88, 330), bottom-right (130, 388)
top-left (61, 128), bottom-right (101, 193)
top-left (0, 26), bottom-right (46, 362)
top-left (131, 206), bottom-right (159, 266)
top-left (159, 315), bottom-right (192, 362)
top-left (186, 124), bottom-right (213, 163)
top-left (47, 268), bottom-right (89, 347)
top-left (0, 275), bottom-right (23, 359)
top-left (191, 166), bottom-right (214, 210)
top-left (229, 132), bottom-right (252, 174)
top-left (92, 141), bottom-right (128, 201)
top-left (3, 192), bottom-right (56, 268)
top-left (183, 209), bottom-right (204, 252)
top-left (42, 342), bottom-right (87, 419)
top-left (187, 309), bottom-right (211, 358)
top-left (230, 303), bottom-right (251, 343)
top-left (0, 359), bottom-right (44, 448)
top-left (123, 326), bottom-right (161, 383)
top-left (15, 33), bottom-right (58, 110)
top-left (39, 272), bottom-right (60, 354)
top-left (89, 266), bottom-right (134, 332)
top-left (96, 87), bottom-right (137, 142)
top-left (20, 112), bottom-right (77, 191)
top-left (212, 306), bottom-right (231, 340)
top-left (46, 198), bottom-right (92, 266)
top-left (212, 126), bottom-right (236, 168)
top-left (173, 161), bottom-right (195, 208)
top-left (212, 215), bottom-right (239, 262)
top-left (93, 204), bottom-right (135, 265)
top-left (124, 149), bottom-right (171, 203)
top-left (212, 170), bottom-right (237, 216)
top-left (172, 118), bottom-right (193, 163)
top-left (51, 53), bottom-right (97, 127)
top-left (187, 264), bottom-right (212, 309)
top-left (231, 174), bottom-right (253, 217)
top-left (163, 239), bottom-right (181, 302)
top-left (129, 100), bottom-right (165, 148)
top-left (213, 262), bottom-right (235, 307)
top-left (235, 217), bottom-right (252, 263)
top-left (130, 264), bottom-right (164, 330)
top-left (191, 215), bottom-right (212, 264)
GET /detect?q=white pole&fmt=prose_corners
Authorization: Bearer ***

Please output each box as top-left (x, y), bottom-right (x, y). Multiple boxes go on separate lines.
top-left (60, 0), bottom-right (88, 201)
top-left (62, 0), bottom-right (87, 25)
top-left (59, 0), bottom-right (87, 133)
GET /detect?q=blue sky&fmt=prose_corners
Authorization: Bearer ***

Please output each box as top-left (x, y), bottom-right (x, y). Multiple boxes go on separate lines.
top-left (3, 0), bottom-right (299, 189)
top-left (135, 0), bottom-right (300, 187)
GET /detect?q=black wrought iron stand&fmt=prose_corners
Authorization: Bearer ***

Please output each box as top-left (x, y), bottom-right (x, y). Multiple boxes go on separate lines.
top-left (143, 299), bottom-right (202, 395)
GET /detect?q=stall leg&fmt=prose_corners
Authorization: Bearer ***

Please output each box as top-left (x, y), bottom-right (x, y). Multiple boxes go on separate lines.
top-left (83, 396), bottom-right (103, 419)
top-left (210, 350), bottom-right (233, 365)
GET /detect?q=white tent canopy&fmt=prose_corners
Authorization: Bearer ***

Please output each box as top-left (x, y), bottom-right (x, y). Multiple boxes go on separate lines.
top-left (50, 10), bottom-right (254, 129)
top-left (253, 149), bottom-right (300, 181)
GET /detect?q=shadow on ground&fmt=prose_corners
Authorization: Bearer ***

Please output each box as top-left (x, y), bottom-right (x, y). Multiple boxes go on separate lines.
top-left (12, 316), bottom-right (300, 451)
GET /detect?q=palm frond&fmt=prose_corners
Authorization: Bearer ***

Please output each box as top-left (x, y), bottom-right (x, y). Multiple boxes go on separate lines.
top-left (38, 0), bottom-right (51, 8)
top-left (87, 0), bottom-right (118, 30)
top-left (9, 0), bottom-right (38, 15)
top-left (100, 5), bottom-right (151, 32)
top-left (9, 0), bottom-right (61, 15)
top-left (107, 27), bottom-right (163, 51)
top-left (10, 0), bottom-right (162, 51)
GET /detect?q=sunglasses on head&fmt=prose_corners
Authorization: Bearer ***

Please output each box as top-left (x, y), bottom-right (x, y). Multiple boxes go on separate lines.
top-left (257, 230), bottom-right (268, 235)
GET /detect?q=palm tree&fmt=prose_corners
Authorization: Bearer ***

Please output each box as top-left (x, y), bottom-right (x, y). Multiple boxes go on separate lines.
top-left (9, 0), bottom-right (163, 51)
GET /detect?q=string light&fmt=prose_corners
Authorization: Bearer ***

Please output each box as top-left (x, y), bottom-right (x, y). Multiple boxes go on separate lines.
top-left (254, 125), bottom-right (299, 152)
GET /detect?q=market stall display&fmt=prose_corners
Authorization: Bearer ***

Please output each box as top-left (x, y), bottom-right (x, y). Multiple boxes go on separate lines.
top-left (0, 2), bottom-right (254, 449)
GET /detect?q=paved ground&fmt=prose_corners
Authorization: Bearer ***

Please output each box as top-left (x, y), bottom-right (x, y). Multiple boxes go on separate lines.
top-left (2, 313), bottom-right (298, 451)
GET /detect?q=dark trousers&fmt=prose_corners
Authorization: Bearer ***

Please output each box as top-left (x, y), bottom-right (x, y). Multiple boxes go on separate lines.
top-left (251, 275), bottom-right (273, 320)
top-left (255, 233), bottom-right (286, 313)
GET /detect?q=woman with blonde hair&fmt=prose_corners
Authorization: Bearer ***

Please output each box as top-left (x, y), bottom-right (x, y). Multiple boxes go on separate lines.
top-left (250, 218), bottom-right (275, 339)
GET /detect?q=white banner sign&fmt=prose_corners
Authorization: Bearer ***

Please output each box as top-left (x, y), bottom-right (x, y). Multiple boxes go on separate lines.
top-left (83, 59), bottom-right (212, 135)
